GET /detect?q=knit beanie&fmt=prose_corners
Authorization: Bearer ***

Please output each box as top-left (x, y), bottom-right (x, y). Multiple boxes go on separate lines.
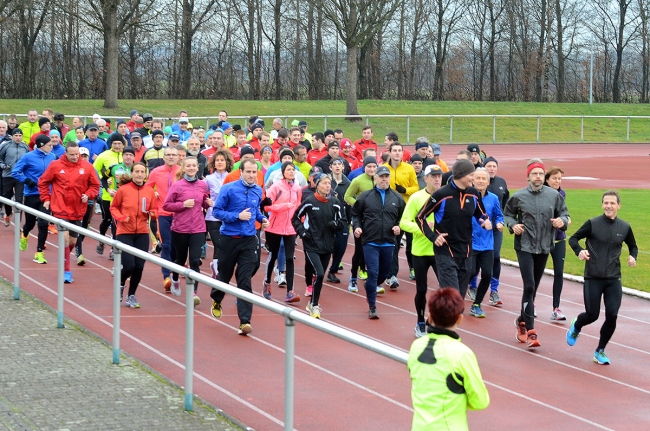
top-left (363, 156), bottom-right (377, 167)
top-left (452, 159), bottom-right (475, 179)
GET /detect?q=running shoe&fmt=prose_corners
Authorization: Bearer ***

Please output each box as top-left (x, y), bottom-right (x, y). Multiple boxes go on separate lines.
top-left (200, 242), bottom-right (207, 259)
top-left (33, 252), bottom-right (47, 264)
top-left (534, 303), bottom-right (537, 317)
top-left (414, 322), bottom-right (427, 338)
top-left (170, 279), bottom-right (181, 296)
top-left (209, 262), bottom-right (218, 279)
top-left (566, 317), bottom-right (580, 346)
top-left (489, 291), bottom-right (503, 306)
top-left (469, 304), bottom-right (486, 318)
top-left (348, 279), bottom-right (358, 293)
top-left (163, 277), bottom-right (172, 293)
top-left (108, 249), bottom-right (114, 261)
top-left (125, 295), bottom-right (140, 308)
top-left (263, 281), bottom-right (272, 299)
top-left (77, 254), bottom-right (86, 266)
top-left (273, 266), bottom-right (280, 283)
top-left (193, 293), bottom-right (201, 307)
top-left (409, 268), bottom-right (416, 280)
top-left (284, 291), bottom-right (300, 303)
top-left (96, 242), bottom-right (105, 255)
top-left (277, 273), bottom-right (287, 287)
top-left (305, 285), bottom-right (313, 297)
top-left (238, 323), bottom-right (252, 335)
top-left (376, 286), bottom-right (385, 294)
top-left (306, 303), bottom-right (321, 319)
top-left (515, 317), bottom-right (527, 343)
top-left (593, 349), bottom-right (610, 365)
top-left (19, 234), bottom-right (28, 251)
top-left (211, 301), bottom-right (222, 319)
top-left (120, 286), bottom-right (124, 303)
top-left (368, 307), bottom-right (379, 319)
top-left (337, 263), bottom-right (344, 273)
top-left (327, 273), bottom-right (340, 283)
top-left (526, 329), bottom-right (540, 348)
top-left (358, 270), bottom-right (368, 280)
top-left (261, 243), bottom-right (270, 253)
top-left (48, 224), bottom-right (58, 234)
top-left (3, 216), bottom-right (10, 227)
top-left (63, 271), bottom-right (73, 284)
top-left (467, 288), bottom-right (477, 302)
top-left (388, 276), bottom-right (399, 290)
top-left (550, 308), bottom-right (567, 321)
top-left (94, 202), bottom-right (102, 214)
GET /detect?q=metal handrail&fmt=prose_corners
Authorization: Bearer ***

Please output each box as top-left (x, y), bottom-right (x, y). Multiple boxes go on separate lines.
top-left (1, 196), bottom-right (408, 431)
top-left (3, 113), bottom-right (648, 145)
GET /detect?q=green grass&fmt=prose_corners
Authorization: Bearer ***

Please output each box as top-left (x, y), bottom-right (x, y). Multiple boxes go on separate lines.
top-left (2, 100), bottom-right (649, 144)
top-left (500, 189), bottom-right (649, 292)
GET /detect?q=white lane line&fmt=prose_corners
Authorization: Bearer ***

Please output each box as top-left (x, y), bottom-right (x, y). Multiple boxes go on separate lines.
top-left (484, 381), bottom-right (615, 431)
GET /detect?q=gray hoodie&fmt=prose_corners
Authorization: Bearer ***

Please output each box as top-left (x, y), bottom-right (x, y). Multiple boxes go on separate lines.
top-left (0, 139), bottom-right (30, 178)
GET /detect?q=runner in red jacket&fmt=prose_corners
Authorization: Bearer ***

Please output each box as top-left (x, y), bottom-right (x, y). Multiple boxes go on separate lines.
top-left (38, 142), bottom-right (101, 284)
top-left (352, 126), bottom-right (378, 161)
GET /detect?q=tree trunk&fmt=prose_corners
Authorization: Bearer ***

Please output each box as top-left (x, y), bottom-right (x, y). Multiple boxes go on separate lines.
top-left (180, 0), bottom-right (194, 96)
top-left (346, 44), bottom-right (361, 119)
top-left (555, 0), bottom-right (564, 102)
top-left (274, 0), bottom-right (283, 99)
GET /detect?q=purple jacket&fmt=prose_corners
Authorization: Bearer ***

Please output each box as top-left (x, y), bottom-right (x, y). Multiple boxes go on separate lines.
top-left (162, 178), bottom-right (210, 234)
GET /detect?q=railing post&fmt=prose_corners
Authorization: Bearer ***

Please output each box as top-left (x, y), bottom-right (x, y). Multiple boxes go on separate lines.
top-left (57, 226), bottom-right (67, 328)
top-left (13, 208), bottom-right (21, 300)
top-left (184, 271), bottom-right (195, 412)
top-left (492, 116), bottom-right (496, 144)
top-left (536, 116), bottom-right (541, 143)
top-left (449, 116), bottom-right (453, 144)
top-left (112, 248), bottom-right (122, 364)
top-left (406, 116), bottom-right (411, 145)
top-left (324, 115), bottom-right (327, 131)
top-left (627, 116), bottom-right (630, 142)
top-left (581, 116), bottom-right (584, 143)
top-left (365, 115), bottom-right (369, 126)
top-left (284, 315), bottom-right (296, 431)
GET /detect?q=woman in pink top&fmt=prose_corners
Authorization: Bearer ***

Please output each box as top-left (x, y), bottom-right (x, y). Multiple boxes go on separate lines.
top-left (263, 161), bottom-right (303, 303)
top-left (162, 157), bottom-right (213, 306)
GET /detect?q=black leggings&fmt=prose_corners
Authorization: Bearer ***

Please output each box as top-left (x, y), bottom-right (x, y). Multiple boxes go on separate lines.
top-left (305, 251), bottom-right (331, 307)
top-left (171, 231), bottom-right (204, 292)
top-left (516, 251), bottom-right (548, 329)
top-left (575, 278), bottom-right (622, 350)
top-left (413, 254), bottom-right (437, 324)
top-left (549, 239), bottom-right (566, 309)
top-left (22, 195), bottom-right (49, 252)
top-left (471, 250), bottom-right (494, 305)
top-left (350, 234), bottom-right (366, 279)
top-left (75, 204), bottom-right (94, 255)
top-left (206, 220), bottom-right (222, 259)
top-left (117, 233), bottom-right (149, 296)
top-left (265, 232), bottom-right (297, 292)
top-left (99, 199), bottom-right (116, 239)
top-left (3, 177), bottom-right (23, 216)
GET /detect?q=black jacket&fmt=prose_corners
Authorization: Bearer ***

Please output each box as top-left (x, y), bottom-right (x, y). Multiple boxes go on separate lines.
top-left (351, 187), bottom-right (405, 245)
top-left (569, 214), bottom-right (638, 279)
top-left (315, 155), bottom-right (351, 177)
top-left (487, 175), bottom-right (509, 209)
top-left (416, 180), bottom-right (488, 258)
top-left (292, 193), bottom-right (346, 254)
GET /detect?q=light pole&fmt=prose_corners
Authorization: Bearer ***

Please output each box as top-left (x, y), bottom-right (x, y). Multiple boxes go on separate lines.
top-left (589, 38), bottom-right (594, 105)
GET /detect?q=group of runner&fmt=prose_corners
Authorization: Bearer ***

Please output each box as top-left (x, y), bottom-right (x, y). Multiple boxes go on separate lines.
top-left (0, 109), bottom-right (637, 356)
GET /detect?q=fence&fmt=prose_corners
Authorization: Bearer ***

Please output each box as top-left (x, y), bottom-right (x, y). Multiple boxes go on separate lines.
top-left (1, 196), bottom-right (408, 431)
top-left (3, 113), bottom-right (649, 145)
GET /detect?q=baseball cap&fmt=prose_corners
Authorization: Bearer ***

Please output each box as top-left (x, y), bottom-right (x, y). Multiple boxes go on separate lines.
top-left (424, 164), bottom-right (443, 176)
top-left (178, 117), bottom-right (189, 124)
top-left (130, 132), bottom-right (142, 139)
top-left (221, 121), bottom-right (232, 130)
top-left (375, 166), bottom-right (390, 176)
top-left (86, 123), bottom-right (99, 131)
top-left (168, 133), bottom-right (180, 141)
top-left (467, 143), bottom-right (480, 153)
top-left (432, 144), bottom-right (441, 155)
top-left (79, 147), bottom-right (90, 156)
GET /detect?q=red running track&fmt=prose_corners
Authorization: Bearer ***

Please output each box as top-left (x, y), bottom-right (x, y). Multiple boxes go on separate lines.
top-left (2, 144), bottom-right (650, 430)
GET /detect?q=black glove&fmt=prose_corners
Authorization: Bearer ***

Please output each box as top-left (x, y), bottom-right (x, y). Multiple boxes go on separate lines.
top-left (327, 220), bottom-right (338, 229)
top-left (25, 178), bottom-right (37, 188)
top-left (395, 184), bottom-right (407, 194)
top-left (260, 197), bottom-right (272, 212)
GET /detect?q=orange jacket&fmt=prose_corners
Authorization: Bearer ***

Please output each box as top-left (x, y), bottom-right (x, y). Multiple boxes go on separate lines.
top-left (111, 181), bottom-right (157, 235)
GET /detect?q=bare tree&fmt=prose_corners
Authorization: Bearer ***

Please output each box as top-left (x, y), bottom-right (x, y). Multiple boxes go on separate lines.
top-left (320, 0), bottom-right (403, 117)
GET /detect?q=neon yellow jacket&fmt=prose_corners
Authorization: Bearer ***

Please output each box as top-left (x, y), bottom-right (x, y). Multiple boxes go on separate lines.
top-left (400, 188), bottom-right (434, 257)
top-left (408, 327), bottom-right (490, 431)
top-left (383, 161), bottom-right (419, 202)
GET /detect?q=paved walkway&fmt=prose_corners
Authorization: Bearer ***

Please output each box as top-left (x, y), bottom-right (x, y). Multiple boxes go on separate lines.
top-left (0, 281), bottom-right (245, 431)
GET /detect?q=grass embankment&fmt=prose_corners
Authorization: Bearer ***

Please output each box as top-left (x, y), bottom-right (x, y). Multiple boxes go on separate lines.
top-left (500, 189), bottom-right (648, 292)
top-left (1, 100), bottom-right (649, 144)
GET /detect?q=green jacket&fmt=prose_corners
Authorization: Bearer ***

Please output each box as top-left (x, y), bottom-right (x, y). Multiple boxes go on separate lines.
top-left (408, 327), bottom-right (490, 430)
top-left (344, 174), bottom-right (374, 207)
top-left (93, 150), bottom-right (124, 202)
top-left (18, 121), bottom-right (41, 145)
top-left (400, 188), bottom-right (434, 257)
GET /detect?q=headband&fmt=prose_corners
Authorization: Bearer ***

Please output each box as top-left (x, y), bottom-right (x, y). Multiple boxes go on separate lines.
top-left (527, 162), bottom-right (545, 177)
